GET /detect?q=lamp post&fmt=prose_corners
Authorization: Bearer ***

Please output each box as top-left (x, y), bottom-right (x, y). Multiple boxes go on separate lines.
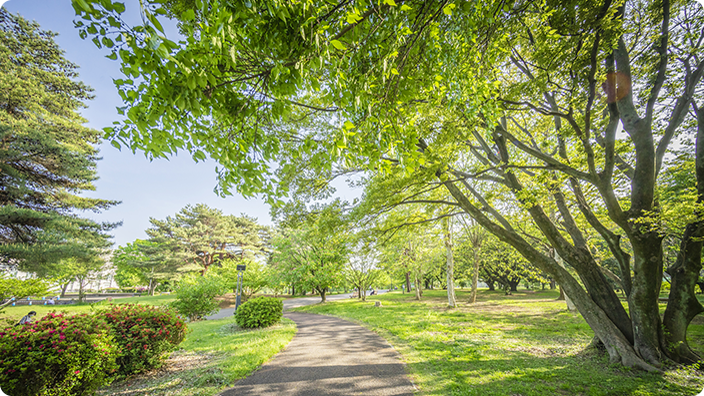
top-left (235, 264), bottom-right (246, 311)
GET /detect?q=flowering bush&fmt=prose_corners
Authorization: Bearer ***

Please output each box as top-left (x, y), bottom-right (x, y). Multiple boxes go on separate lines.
top-left (235, 297), bottom-right (283, 329)
top-left (0, 312), bottom-right (118, 396)
top-left (97, 304), bottom-right (187, 376)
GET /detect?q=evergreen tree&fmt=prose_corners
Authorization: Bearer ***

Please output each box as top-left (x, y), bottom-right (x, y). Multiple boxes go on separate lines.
top-left (0, 10), bottom-right (118, 269)
top-left (146, 204), bottom-right (265, 276)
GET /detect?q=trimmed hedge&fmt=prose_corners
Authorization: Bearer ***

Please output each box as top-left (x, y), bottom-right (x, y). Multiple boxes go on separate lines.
top-left (97, 304), bottom-right (187, 376)
top-left (235, 297), bottom-right (283, 329)
top-left (0, 312), bottom-right (118, 396)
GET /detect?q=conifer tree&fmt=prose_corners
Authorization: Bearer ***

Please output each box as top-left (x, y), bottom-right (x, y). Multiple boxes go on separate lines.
top-left (0, 10), bottom-right (118, 270)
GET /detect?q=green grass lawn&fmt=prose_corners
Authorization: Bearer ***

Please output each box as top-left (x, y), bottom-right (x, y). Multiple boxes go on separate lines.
top-left (98, 316), bottom-right (296, 396)
top-left (295, 289), bottom-right (704, 396)
top-left (0, 294), bottom-right (176, 323)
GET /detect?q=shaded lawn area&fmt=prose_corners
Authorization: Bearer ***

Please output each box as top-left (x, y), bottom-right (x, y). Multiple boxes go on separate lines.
top-left (295, 289), bottom-right (704, 396)
top-left (0, 294), bottom-right (176, 323)
top-left (99, 316), bottom-right (296, 396)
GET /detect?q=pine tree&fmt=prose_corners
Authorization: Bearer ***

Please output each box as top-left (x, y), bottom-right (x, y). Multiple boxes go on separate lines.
top-left (0, 10), bottom-right (118, 270)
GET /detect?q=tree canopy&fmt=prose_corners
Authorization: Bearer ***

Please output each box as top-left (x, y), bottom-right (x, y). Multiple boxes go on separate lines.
top-left (73, 0), bottom-right (704, 370)
top-left (270, 202), bottom-right (349, 302)
top-left (145, 203), bottom-right (266, 276)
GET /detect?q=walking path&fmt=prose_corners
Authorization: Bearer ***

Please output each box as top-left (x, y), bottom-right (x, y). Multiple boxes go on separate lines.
top-left (219, 312), bottom-right (415, 396)
top-left (206, 290), bottom-right (389, 320)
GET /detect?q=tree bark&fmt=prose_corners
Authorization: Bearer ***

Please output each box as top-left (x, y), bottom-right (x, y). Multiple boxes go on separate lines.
top-left (628, 234), bottom-right (666, 366)
top-left (78, 277), bottom-right (86, 303)
top-left (663, 221), bottom-right (704, 363)
top-left (509, 279), bottom-right (519, 292)
top-left (663, 103), bottom-right (704, 363)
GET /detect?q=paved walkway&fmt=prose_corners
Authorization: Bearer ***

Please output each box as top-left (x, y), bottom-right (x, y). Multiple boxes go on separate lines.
top-left (206, 290), bottom-right (389, 320)
top-left (219, 312), bottom-right (415, 396)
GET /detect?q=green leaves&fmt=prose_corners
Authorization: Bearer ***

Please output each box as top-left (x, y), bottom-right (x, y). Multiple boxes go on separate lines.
top-left (330, 39), bottom-right (347, 51)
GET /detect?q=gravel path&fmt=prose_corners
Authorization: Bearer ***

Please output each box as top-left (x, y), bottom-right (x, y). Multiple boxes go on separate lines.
top-left (219, 312), bottom-right (415, 396)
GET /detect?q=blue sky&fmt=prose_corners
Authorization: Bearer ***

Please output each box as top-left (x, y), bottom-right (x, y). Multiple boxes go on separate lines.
top-left (3, 0), bottom-right (276, 247)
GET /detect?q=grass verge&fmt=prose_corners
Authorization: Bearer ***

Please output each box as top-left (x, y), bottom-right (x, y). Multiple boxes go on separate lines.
top-left (98, 315), bottom-right (296, 396)
top-left (0, 294), bottom-right (176, 322)
top-left (295, 289), bottom-right (704, 396)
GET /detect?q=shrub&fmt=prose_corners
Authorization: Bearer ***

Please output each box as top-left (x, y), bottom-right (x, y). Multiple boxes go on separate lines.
top-left (0, 312), bottom-right (118, 396)
top-left (97, 304), bottom-right (187, 376)
top-left (171, 275), bottom-right (226, 321)
top-left (235, 297), bottom-right (283, 329)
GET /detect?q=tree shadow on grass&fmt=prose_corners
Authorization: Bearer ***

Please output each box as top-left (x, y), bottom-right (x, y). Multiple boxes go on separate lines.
top-left (98, 351), bottom-right (228, 396)
top-left (406, 346), bottom-right (702, 396)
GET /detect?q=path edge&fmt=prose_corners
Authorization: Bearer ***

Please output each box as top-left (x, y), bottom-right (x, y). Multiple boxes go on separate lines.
top-left (286, 309), bottom-right (420, 394)
top-left (216, 316), bottom-right (299, 395)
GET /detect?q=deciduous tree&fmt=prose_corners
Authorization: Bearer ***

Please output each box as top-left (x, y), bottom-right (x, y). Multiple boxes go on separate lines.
top-left (270, 203), bottom-right (348, 303)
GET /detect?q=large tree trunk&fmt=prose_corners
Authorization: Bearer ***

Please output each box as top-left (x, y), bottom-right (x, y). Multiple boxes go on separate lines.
top-left (149, 279), bottom-right (157, 296)
top-left (663, 221), bottom-right (704, 363)
top-left (628, 234), bottom-right (666, 366)
top-left (318, 287), bottom-right (327, 303)
top-left (509, 279), bottom-right (519, 292)
top-left (404, 271), bottom-right (411, 294)
top-left (486, 280), bottom-right (495, 291)
top-left (60, 282), bottom-right (69, 298)
top-left (414, 273), bottom-right (422, 301)
top-left (663, 104), bottom-right (704, 363)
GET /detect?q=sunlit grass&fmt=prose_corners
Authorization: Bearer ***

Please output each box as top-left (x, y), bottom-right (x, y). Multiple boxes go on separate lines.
top-left (0, 294), bottom-right (176, 323)
top-left (99, 316), bottom-right (296, 396)
top-left (295, 289), bottom-right (704, 396)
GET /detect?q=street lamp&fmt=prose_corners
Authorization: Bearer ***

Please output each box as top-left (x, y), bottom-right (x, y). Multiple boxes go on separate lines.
top-left (235, 264), bottom-right (246, 311)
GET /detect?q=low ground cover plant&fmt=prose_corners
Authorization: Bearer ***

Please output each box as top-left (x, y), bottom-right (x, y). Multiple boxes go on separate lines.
top-left (97, 304), bottom-right (187, 376)
top-left (0, 312), bottom-right (118, 396)
top-left (235, 297), bottom-right (283, 329)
